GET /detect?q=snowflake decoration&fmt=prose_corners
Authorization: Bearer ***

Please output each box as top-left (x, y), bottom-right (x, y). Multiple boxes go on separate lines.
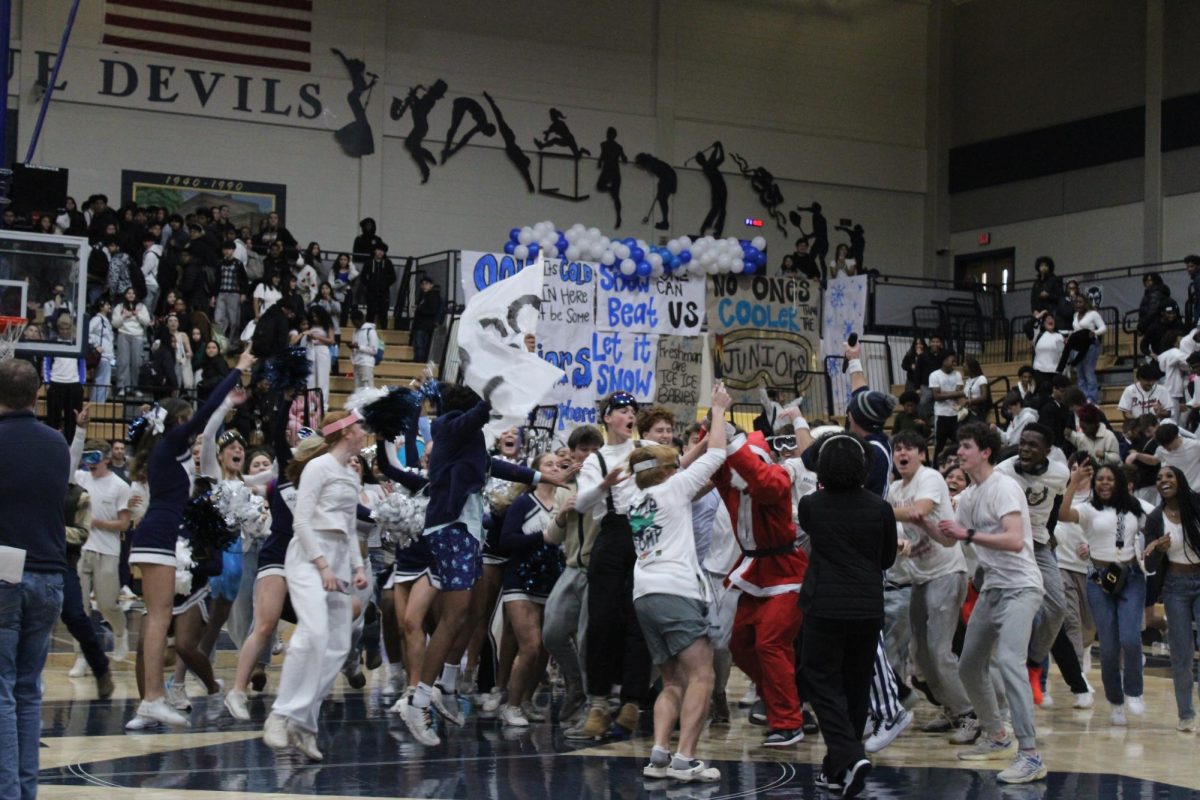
top-left (829, 284), bottom-right (846, 309)
top-left (843, 320), bottom-right (856, 340)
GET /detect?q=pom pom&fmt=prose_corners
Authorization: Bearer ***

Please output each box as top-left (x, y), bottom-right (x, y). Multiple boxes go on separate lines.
top-left (349, 385), bottom-right (423, 440)
top-left (373, 487), bottom-right (429, 549)
top-left (214, 480), bottom-right (268, 538)
top-left (174, 536), bottom-right (195, 596)
top-left (183, 489), bottom-right (240, 561)
top-left (264, 345), bottom-right (311, 394)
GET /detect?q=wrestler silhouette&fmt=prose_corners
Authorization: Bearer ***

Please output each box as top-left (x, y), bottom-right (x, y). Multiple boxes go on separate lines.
top-left (483, 91), bottom-right (534, 193)
top-left (534, 108), bottom-right (590, 159)
top-left (694, 141), bottom-right (727, 237)
top-left (392, 79), bottom-right (448, 183)
top-left (596, 127), bottom-right (627, 227)
top-left (331, 48), bottom-right (379, 158)
top-left (441, 97), bottom-right (496, 164)
top-left (634, 153), bottom-right (677, 231)
top-left (836, 222), bottom-right (866, 270)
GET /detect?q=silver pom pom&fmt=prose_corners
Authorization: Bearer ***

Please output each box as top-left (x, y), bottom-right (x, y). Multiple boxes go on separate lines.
top-left (215, 480), bottom-right (269, 537)
top-left (373, 489), bottom-right (428, 549)
top-left (175, 536), bottom-right (195, 596)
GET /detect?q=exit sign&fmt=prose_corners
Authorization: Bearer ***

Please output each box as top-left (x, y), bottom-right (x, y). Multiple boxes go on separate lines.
top-left (744, 218), bottom-right (763, 227)
top-left (978, 232), bottom-right (991, 245)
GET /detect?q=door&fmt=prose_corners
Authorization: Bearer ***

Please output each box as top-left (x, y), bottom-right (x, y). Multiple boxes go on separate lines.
top-left (954, 248), bottom-right (1015, 293)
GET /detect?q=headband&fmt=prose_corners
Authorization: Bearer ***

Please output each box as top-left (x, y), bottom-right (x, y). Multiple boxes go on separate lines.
top-left (632, 458), bottom-right (661, 474)
top-left (817, 433), bottom-right (865, 458)
top-left (323, 411), bottom-right (363, 436)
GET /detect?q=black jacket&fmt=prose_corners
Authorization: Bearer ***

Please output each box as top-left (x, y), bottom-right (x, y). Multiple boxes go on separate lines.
top-left (1036, 397), bottom-right (1074, 452)
top-left (362, 257), bottom-right (396, 292)
top-left (412, 287), bottom-right (444, 331)
top-left (797, 488), bottom-right (896, 620)
top-left (1031, 275), bottom-right (1063, 315)
top-left (916, 347), bottom-right (948, 387)
top-left (250, 304), bottom-right (293, 359)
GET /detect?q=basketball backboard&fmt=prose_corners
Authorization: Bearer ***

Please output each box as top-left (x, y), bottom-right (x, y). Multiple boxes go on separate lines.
top-left (0, 229), bottom-right (88, 358)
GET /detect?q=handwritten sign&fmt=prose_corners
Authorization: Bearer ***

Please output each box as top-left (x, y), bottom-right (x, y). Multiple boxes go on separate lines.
top-left (706, 275), bottom-right (821, 392)
top-left (535, 320), bottom-right (597, 430)
top-left (821, 275), bottom-right (868, 357)
top-left (595, 265), bottom-right (705, 336)
top-left (655, 335), bottom-right (704, 421)
top-left (592, 330), bottom-right (657, 403)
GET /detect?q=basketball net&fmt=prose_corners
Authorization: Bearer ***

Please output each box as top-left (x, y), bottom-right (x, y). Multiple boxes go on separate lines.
top-left (0, 316), bottom-right (29, 360)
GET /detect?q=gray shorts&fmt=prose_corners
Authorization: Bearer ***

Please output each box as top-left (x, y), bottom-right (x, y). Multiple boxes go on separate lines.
top-left (634, 593), bottom-right (710, 665)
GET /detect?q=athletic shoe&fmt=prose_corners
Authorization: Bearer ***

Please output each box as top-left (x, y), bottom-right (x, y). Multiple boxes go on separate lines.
top-left (343, 660), bottom-right (366, 690)
top-left (948, 714), bottom-right (980, 745)
top-left (643, 762), bottom-right (669, 779)
top-left (263, 713), bottom-right (289, 749)
top-left (566, 705), bottom-right (611, 740)
top-left (922, 711), bottom-right (954, 733)
top-left (166, 679), bottom-right (192, 712)
top-left (814, 771), bottom-right (843, 793)
top-left (1127, 696), bottom-right (1146, 716)
top-left (911, 676), bottom-right (940, 707)
top-left (500, 704), bottom-right (530, 728)
top-left (1110, 705), bottom-right (1127, 726)
top-left (225, 690), bottom-right (250, 721)
top-left (250, 666), bottom-right (268, 693)
top-left (560, 688), bottom-right (587, 724)
top-left (386, 664), bottom-right (408, 697)
top-left (96, 670), bottom-right (114, 700)
top-left (386, 687), bottom-right (415, 716)
top-left (711, 692), bottom-right (730, 725)
top-left (1027, 665), bottom-right (1044, 706)
top-left (205, 680), bottom-right (226, 722)
top-left (124, 714), bottom-right (156, 731)
top-left (748, 698), bottom-right (768, 726)
top-left (521, 701), bottom-right (546, 723)
top-left (666, 759), bottom-right (720, 783)
top-left (762, 727), bottom-right (804, 747)
top-left (363, 644), bottom-right (383, 672)
top-left (68, 656), bottom-right (90, 678)
top-left (480, 688), bottom-right (503, 716)
top-left (997, 752), bottom-right (1048, 784)
top-left (401, 699), bottom-right (442, 747)
top-left (112, 631), bottom-right (130, 661)
top-left (614, 702), bottom-right (639, 733)
top-left (864, 708), bottom-right (911, 753)
top-left (1177, 717), bottom-right (1197, 732)
top-left (801, 703), bottom-right (819, 734)
top-left (271, 636), bottom-right (285, 656)
top-left (738, 684), bottom-right (758, 707)
top-left (957, 736), bottom-right (1016, 761)
top-left (842, 758), bottom-right (872, 799)
top-left (1073, 690), bottom-right (1094, 709)
top-left (432, 684), bottom-right (464, 726)
top-left (1041, 692), bottom-right (1054, 709)
top-left (288, 722), bottom-right (324, 761)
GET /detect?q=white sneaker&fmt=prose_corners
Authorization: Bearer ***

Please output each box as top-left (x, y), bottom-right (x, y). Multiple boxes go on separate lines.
top-left (738, 685), bottom-right (758, 707)
top-left (205, 680), bottom-right (225, 722)
top-left (1040, 692), bottom-right (1054, 709)
top-left (948, 715), bottom-right (981, 745)
top-left (68, 656), bottom-right (90, 678)
top-left (1178, 717), bottom-right (1198, 732)
top-left (666, 759), bottom-right (721, 783)
top-left (136, 697), bottom-right (190, 727)
top-left (864, 708), bottom-right (912, 753)
top-left (431, 684), bottom-right (464, 726)
top-left (287, 721), bottom-right (324, 761)
top-left (225, 690), bottom-right (250, 721)
top-left (401, 699), bottom-right (442, 747)
top-left (112, 631), bottom-right (130, 661)
top-left (521, 701), bottom-right (546, 723)
top-left (124, 714), bottom-right (155, 731)
top-left (166, 680), bottom-right (191, 711)
top-left (1072, 690), bottom-right (1095, 709)
top-left (386, 687), bottom-right (415, 716)
top-left (272, 636), bottom-right (285, 655)
top-left (263, 712), bottom-right (289, 749)
top-left (1126, 696), bottom-right (1146, 716)
top-left (1110, 705), bottom-right (1127, 726)
top-left (500, 704), bottom-right (530, 727)
top-left (480, 688), bottom-right (503, 716)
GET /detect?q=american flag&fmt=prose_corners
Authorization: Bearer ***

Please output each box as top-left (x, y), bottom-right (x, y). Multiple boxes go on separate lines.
top-left (102, 0), bottom-right (313, 73)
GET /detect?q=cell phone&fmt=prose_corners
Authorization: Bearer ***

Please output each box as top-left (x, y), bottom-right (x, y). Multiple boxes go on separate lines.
top-left (335, 579), bottom-right (350, 594)
top-left (842, 333), bottom-right (858, 373)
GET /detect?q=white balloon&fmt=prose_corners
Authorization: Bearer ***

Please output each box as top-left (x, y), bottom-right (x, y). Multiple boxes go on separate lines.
top-left (564, 245), bottom-right (579, 260)
top-left (705, 262), bottom-right (720, 275)
top-left (587, 227), bottom-right (601, 239)
top-left (731, 261), bottom-right (745, 274)
top-left (751, 235), bottom-right (767, 251)
top-left (647, 253), bottom-right (663, 268)
top-left (518, 227), bottom-right (534, 245)
top-left (588, 244), bottom-right (605, 261)
top-left (514, 244), bottom-right (529, 260)
top-left (615, 244), bottom-right (631, 260)
top-left (665, 239), bottom-right (680, 255)
top-left (679, 236), bottom-right (693, 249)
top-left (701, 251), bottom-right (717, 266)
top-left (601, 251), bottom-right (616, 266)
top-left (599, 236), bottom-right (610, 249)
top-left (547, 245), bottom-right (559, 258)
top-left (650, 263), bottom-right (664, 277)
top-left (619, 258), bottom-right (637, 276)
top-left (717, 255), bottom-right (732, 270)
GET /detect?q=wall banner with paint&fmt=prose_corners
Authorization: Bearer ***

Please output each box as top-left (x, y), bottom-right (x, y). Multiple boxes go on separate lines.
top-left (594, 265), bottom-right (706, 336)
top-left (654, 335), bottom-right (705, 421)
top-left (821, 274), bottom-right (869, 357)
top-left (707, 274), bottom-right (821, 393)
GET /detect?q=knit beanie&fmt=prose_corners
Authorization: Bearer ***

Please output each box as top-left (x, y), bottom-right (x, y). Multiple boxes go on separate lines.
top-left (848, 390), bottom-right (898, 432)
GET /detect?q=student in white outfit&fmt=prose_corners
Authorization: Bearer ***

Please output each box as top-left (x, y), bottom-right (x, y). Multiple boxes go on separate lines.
top-left (1118, 364), bottom-right (1174, 422)
top-left (263, 409), bottom-right (369, 760)
top-left (349, 308), bottom-right (379, 389)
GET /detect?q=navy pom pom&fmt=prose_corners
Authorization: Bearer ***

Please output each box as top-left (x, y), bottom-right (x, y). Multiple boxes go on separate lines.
top-left (264, 345), bottom-right (311, 395)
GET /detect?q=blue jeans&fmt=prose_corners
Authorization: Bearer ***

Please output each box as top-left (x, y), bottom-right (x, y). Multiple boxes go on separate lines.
top-left (91, 359), bottom-right (112, 405)
top-left (1086, 566), bottom-right (1145, 705)
top-left (1162, 571), bottom-right (1200, 720)
top-left (411, 327), bottom-right (431, 363)
top-left (0, 571), bottom-right (64, 800)
top-left (1077, 342), bottom-right (1101, 403)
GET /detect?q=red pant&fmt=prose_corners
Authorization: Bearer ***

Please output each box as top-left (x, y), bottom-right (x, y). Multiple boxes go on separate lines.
top-left (729, 592), bottom-right (804, 730)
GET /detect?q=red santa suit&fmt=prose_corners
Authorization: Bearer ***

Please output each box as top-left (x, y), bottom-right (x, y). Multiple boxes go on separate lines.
top-left (713, 431), bottom-right (808, 731)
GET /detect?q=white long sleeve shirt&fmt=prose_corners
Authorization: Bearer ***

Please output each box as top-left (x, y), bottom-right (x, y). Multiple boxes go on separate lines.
top-left (1072, 310), bottom-right (1107, 336)
top-left (112, 303), bottom-right (150, 337)
top-left (291, 453), bottom-right (365, 576)
top-left (575, 439), bottom-right (651, 520)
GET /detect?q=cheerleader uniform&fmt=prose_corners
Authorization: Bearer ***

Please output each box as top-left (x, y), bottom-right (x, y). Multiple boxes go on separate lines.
top-left (483, 465), bottom-right (521, 566)
top-left (129, 369), bottom-right (244, 566)
top-left (499, 493), bottom-right (565, 605)
top-left (374, 440), bottom-right (440, 589)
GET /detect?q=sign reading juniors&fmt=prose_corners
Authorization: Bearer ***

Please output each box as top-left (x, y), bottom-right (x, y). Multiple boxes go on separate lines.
top-left (706, 275), bottom-right (821, 391)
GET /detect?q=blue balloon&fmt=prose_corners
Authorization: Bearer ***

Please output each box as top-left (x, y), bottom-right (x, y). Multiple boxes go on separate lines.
top-left (636, 260), bottom-right (651, 277)
top-left (629, 246), bottom-right (644, 262)
top-left (744, 261), bottom-right (757, 275)
top-left (504, 241), bottom-right (516, 254)
top-left (509, 228), bottom-right (521, 243)
top-left (669, 256), bottom-right (682, 270)
top-left (528, 244), bottom-right (540, 260)
top-left (755, 252), bottom-right (767, 267)
top-left (679, 250), bottom-right (692, 264)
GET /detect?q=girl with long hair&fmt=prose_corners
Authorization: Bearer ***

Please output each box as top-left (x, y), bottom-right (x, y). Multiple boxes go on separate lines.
top-left (124, 351), bottom-right (253, 728)
top-left (1068, 295), bottom-right (1107, 403)
top-left (1058, 461), bottom-right (1146, 726)
top-left (262, 410), bottom-right (369, 760)
top-left (1142, 466), bottom-right (1200, 730)
top-left (304, 305), bottom-right (335, 405)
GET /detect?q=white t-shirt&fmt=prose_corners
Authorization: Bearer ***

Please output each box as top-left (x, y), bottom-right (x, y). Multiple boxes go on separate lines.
top-left (1164, 518), bottom-right (1200, 565)
top-left (1053, 490), bottom-right (1092, 574)
top-left (1159, 436), bottom-right (1200, 492)
top-left (964, 375), bottom-right (988, 405)
top-left (1118, 382), bottom-right (1172, 417)
top-left (76, 470), bottom-right (131, 557)
top-left (954, 470), bottom-right (1042, 591)
top-left (1072, 310), bottom-right (1107, 335)
top-left (701, 497), bottom-right (738, 576)
top-left (1159, 348), bottom-right (1189, 400)
top-left (929, 369), bottom-right (963, 418)
top-left (630, 449), bottom-right (727, 602)
top-left (1075, 503), bottom-right (1142, 563)
top-left (352, 323), bottom-right (379, 368)
top-left (253, 283), bottom-right (282, 314)
top-left (995, 456), bottom-right (1069, 545)
top-left (1032, 331), bottom-right (1065, 373)
top-left (889, 466), bottom-right (966, 585)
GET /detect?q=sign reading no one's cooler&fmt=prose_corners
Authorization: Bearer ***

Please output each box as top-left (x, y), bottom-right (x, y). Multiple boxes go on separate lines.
top-left (707, 275), bottom-right (821, 391)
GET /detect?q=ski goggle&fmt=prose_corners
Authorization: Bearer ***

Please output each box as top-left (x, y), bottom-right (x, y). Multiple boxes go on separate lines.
top-left (767, 435), bottom-right (797, 453)
top-left (602, 392), bottom-right (639, 415)
top-left (217, 430), bottom-right (245, 449)
top-left (80, 450), bottom-right (104, 466)
top-left (296, 426), bottom-right (317, 440)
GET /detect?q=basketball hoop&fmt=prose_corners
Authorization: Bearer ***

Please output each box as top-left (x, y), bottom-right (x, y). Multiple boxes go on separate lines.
top-left (0, 315), bottom-right (29, 360)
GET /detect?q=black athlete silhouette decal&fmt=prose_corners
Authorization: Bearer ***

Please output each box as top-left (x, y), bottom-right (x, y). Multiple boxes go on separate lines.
top-left (690, 141), bottom-right (727, 237)
top-left (634, 153), bottom-right (677, 231)
top-left (836, 222), bottom-right (867, 270)
top-left (534, 108), bottom-right (590, 159)
top-left (790, 203), bottom-right (828, 274)
top-left (483, 91), bottom-right (534, 193)
top-left (441, 97), bottom-right (496, 164)
top-left (330, 48), bottom-right (379, 158)
top-left (596, 127), bottom-right (627, 227)
top-left (392, 79), bottom-right (448, 183)
top-left (731, 152), bottom-right (787, 235)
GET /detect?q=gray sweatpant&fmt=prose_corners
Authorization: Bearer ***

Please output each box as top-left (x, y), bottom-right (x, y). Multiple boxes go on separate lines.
top-left (1059, 568), bottom-right (1095, 664)
top-left (215, 291), bottom-right (241, 339)
top-left (543, 566), bottom-right (588, 695)
top-left (959, 585), bottom-right (1043, 750)
top-left (911, 572), bottom-right (972, 717)
top-left (883, 585), bottom-right (913, 680)
top-left (1028, 544), bottom-right (1067, 664)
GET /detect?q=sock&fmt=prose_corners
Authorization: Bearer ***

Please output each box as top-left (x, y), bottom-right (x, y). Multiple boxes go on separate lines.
top-left (439, 663), bottom-right (460, 693)
top-left (412, 681), bottom-right (433, 709)
top-left (649, 745), bottom-right (671, 766)
top-left (588, 695), bottom-right (607, 710)
top-left (671, 753), bottom-right (696, 769)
